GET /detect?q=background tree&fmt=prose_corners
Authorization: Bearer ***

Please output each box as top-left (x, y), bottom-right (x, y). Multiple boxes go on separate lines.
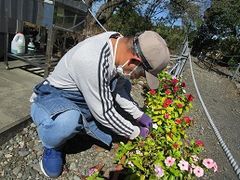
top-left (106, 2), bottom-right (152, 36)
top-left (79, 0), bottom-right (210, 55)
top-left (192, 0), bottom-right (240, 64)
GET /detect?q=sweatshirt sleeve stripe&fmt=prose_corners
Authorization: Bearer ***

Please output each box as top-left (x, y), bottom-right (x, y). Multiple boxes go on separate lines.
top-left (100, 45), bottom-right (133, 135)
top-left (98, 43), bottom-right (134, 136)
top-left (101, 52), bottom-right (133, 134)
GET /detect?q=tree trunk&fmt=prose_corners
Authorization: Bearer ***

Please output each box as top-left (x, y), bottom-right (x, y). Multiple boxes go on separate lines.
top-left (83, 0), bottom-right (126, 34)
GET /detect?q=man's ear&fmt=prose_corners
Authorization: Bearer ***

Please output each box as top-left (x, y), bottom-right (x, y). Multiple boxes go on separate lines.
top-left (129, 54), bottom-right (141, 65)
top-left (132, 54), bottom-right (141, 62)
top-left (129, 58), bottom-right (141, 66)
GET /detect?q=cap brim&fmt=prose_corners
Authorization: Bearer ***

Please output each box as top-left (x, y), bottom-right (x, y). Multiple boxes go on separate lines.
top-left (145, 71), bottom-right (159, 89)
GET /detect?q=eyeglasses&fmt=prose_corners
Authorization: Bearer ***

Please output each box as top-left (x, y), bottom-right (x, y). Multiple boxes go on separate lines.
top-left (135, 62), bottom-right (145, 75)
top-left (133, 36), bottom-right (153, 71)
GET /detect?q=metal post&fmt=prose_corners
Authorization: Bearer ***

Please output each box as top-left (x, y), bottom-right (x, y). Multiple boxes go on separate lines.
top-left (178, 58), bottom-right (188, 77)
top-left (62, 36), bottom-right (66, 56)
top-left (73, 14), bottom-right (77, 27)
top-left (232, 63), bottom-right (240, 81)
top-left (4, 4), bottom-right (9, 70)
top-left (40, 27), bottom-right (47, 51)
top-left (174, 59), bottom-right (181, 77)
top-left (175, 42), bottom-right (189, 77)
top-left (4, 33), bottom-right (9, 70)
top-left (44, 26), bottom-right (54, 78)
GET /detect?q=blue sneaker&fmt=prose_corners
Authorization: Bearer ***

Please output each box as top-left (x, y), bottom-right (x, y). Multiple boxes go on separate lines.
top-left (40, 147), bottom-right (64, 178)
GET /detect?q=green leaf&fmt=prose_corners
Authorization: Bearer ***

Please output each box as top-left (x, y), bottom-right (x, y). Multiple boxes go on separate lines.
top-left (86, 172), bottom-right (105, 180)
top-left (173, 150), bottom-right (181, 158)
top-left (128, 174), bottom-right (141, 180)
top-left (115, 142), bottom-right (136, 161)
top-left (166, 106), bottom-right (174, 113)
top-left (140, 175), bottom-right (146, 180)
top-left (156, 151), bottom-right (165, 161)
top-left (149, 175), bottom-right (157, 180)
top-left (162, 175), bottom-right (170, 180)
top-left (152, 116), bottom-right (162, 122)
top-left (144, 151), bottom-right (149, 156)
top-left (157, 120), bottom-right (163, 125)
top-left (178, 108), bottom-right (183, 114)
top-left (131, 157), bottom-right (145, 171)
top-left (174, 111), bottom-right (179, 118)
top-left (169, 167), bottom-right (181, 177)
top-left (165, 127), bottom-right (171, 133)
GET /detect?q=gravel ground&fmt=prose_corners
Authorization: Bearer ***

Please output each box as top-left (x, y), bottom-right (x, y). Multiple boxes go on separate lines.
top-left (0, 56), bottom-right (239, 180)
top-left (183, 57), bottom-right (240, 180)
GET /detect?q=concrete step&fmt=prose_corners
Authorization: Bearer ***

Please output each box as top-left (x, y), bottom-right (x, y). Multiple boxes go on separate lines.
top-left (0, 59), bottom-right (42, 137)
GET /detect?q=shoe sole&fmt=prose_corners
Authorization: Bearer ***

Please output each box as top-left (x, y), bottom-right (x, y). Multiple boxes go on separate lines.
top-left (39, 159), bottom-right (50, 178)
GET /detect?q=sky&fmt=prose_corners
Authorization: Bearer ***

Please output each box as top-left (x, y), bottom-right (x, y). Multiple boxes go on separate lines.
top-left (90, 0), bottom-right (212, 28)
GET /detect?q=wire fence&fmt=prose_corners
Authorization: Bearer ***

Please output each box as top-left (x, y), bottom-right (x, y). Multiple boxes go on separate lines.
top-left (168, 38), bottom-right (189, 77)
top-left (197, 52), bottom-right (240, 82)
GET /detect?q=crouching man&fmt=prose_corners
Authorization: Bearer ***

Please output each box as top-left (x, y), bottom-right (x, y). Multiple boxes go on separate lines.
top-left (30, 30), bottom-right (170, 177)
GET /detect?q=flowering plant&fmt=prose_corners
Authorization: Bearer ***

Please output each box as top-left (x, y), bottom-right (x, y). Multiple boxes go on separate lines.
top-left (86, 165), bottom-right (105, 180)
top-left (115, 71), bottom-right (217, 179)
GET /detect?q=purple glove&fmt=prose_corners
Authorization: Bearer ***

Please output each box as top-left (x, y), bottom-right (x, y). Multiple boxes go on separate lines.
top-left (137, 114), bottom-right (153, 129)
top-left (139, 127), bottom-right (149, 138)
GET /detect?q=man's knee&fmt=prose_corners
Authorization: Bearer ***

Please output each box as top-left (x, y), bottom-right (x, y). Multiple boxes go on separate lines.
top-left (54, 110), bottom-right (84, 135)
top-left (44, 110), bottom-right (84, 148)
top-left (31, 104), bottom-right (84, 148)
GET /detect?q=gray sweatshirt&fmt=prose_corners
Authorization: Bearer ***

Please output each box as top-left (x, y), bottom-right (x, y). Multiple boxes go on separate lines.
top-left (47, 32), bottom-right (143, 139)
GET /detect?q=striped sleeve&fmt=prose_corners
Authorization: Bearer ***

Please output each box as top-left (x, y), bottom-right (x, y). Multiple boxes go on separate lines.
top-left (96, 43), bottom-right (140, 138)
top-left (112, 77), bottom-right (144, 120)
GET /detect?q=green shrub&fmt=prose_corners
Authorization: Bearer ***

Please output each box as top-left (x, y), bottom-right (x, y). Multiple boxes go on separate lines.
top-left (115, 71), bottom-right (217, 179)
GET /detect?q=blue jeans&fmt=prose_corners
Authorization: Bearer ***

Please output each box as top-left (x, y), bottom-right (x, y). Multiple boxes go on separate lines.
top-left (30, 81), bottom-right (112, 149)
top-left (31, 103), bottom-right (84, 149)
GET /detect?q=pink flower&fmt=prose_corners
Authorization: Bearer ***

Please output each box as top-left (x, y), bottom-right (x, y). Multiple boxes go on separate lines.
top-left (213, 162), bottom-right (218, 172)
top-left (88, 168), bottom-right (98, 176)
top-left (171, 78), bottom-right (179, 85)
top-left (164, 113), bottom-right (171, 119)
top-left (163, 98), bottom-right (173, 108)
top-left (163, 84), bottom-right (169, 90)
top-left (203, 158), bottom-right (215, 169)
top-left (175, 118), bottom-right (182, 125)
top-left (178, 160), bottom-right (189, 171)
top-left (173, 86), bottom-right (179, 93)
top-left (186, 94), bottom-right (194, 102)
top-left (176, 103), bottom-right (183, 108)
top-left (181, 82), bottom-right (186, 87)
top-left (183, 116), bottom-right (192, 125)
top-left (165, 89), bottom-right (171, 95)
top-left (195, 140), bottom-right (204, 147)
top-left (193, 166), bottom-right (204, 177)
top-left (173, 143), bottom-right (179, 149)
top-left (149, 89), bottom-right (156, 95)
top-left (164, 156), bottom-right (175, 167)
top-left (154, 165), bottom-right (164, 177)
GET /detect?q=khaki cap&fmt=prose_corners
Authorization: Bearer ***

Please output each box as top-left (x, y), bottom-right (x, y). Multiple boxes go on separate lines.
top-left (135, 31), bottom-right (170, 89)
